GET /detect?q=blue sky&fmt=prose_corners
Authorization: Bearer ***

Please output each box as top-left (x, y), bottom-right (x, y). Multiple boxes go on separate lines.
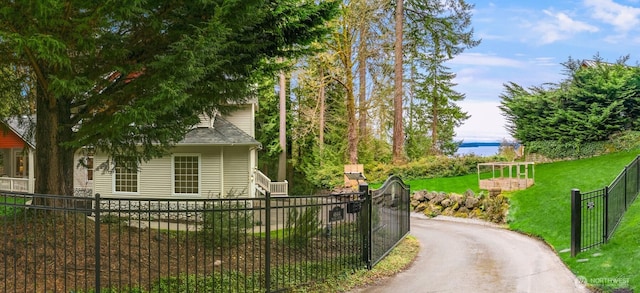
top-left (450, 0), bottom-right (640, 142)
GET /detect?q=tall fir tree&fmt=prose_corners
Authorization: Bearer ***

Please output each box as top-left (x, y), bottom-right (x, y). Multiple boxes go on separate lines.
top-left (0, 0), bottom-right (338, 196)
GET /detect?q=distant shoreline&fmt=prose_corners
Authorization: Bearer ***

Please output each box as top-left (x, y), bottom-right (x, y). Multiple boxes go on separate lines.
top-left (458, 142), bottom-right (501, 148)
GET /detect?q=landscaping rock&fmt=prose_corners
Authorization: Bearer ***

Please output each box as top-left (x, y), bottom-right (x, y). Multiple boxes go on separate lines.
top-left (465, 196), bottom-right (480, 209)
top-left (441, 198), bottom-right (452, 208)
top-left (415, 202), bottom-right (427, 212)
top-left (412, 191), bottom-right (426, 202)
top-left (464, 189), bottom-right (475, 198)
top-left (450, 193), bottom-right (464, 205)
top-left (411, 200), bottom-right (420, 208)
top-left (469, 208), bottom-right (483, 219)
top-left (429, 203), bottom-right (443, 213)
top-left (432, 192), bottom-right (446, 205)
top-left (425, 191), bottom-right (437, 201)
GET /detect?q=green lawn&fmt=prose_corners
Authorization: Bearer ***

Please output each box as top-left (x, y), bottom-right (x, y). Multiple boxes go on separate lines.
top-left (410, 150), bottom-right (640, 292)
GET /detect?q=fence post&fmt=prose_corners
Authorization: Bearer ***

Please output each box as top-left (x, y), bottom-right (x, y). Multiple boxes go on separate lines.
top-left (604, 186), bottom-right (609, 242)
top-left (570, 189), bottom-right (581, 257)
top-left (94, 193), bottom-right (101, 292)
top-left (359, 183), bottom-right (371, 269)
top-left (264, 191), bottom-right (271, 292)
top-left (624, 165), bottom-right (628, 211)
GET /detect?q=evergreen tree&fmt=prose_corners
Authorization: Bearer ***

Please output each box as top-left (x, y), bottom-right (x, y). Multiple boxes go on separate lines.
top-left (403, 0), bottom-right (478, 156)
top-left (0, 0), bottom-right (338, 196)
top-left (500, 56), bottom-right (640, 145)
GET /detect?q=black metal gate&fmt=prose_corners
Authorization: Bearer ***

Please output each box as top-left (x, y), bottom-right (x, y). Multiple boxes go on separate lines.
top-left (363, 175), bottom-right (411, 268)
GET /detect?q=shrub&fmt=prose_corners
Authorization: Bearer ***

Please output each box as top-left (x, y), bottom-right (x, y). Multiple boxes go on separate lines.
top-left (286, 204), bottom-right (321, 248)
top-left (202, 201), bottom-right (253, 248)
top-left (366, 154), bottom-right (500, 182)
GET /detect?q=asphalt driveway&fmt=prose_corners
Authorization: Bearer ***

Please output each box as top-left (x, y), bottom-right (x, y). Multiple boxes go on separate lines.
top-left (353, 214), bottom-right (590, 293)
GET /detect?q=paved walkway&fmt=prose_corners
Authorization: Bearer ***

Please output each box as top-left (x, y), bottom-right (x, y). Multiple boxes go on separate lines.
top-left (353, 214), bottom-right (590, 293)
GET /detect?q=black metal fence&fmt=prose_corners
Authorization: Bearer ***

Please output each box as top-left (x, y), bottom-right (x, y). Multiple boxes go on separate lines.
top-left (571, 155), bottom-right (640, 257)
top-left (0, 176), bottom-right (410, 292)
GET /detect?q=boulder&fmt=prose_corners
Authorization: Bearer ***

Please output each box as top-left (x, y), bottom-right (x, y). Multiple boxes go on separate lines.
top-left (465, 196), bottom-right (480, 209)
top-left (468, 208), bottom-right (483, 219)
top-left (410, 200), bottom-right (421, 209)
top-left (441, 198), bottom-right (452, 208)
top-left (414, 202), bottom-right (427, 212)
top-left (449, 193), bottom-right (464, 205)
top-left (432, 192), bottom-right (447, 205)
top-left (464, 189), bottom-right (475, 198)
top-left (425, 191), bottom-right (437, 201)
top-left (412, 191), bottom-right (426, 202)
top-left (429, 203), bottom-right (443, 212)
top-left (442, 207), bottom-right (455, 216)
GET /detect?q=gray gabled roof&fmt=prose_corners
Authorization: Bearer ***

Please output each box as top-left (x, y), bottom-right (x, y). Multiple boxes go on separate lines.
top-left (179, 115), bottom-right (260, 146)
top-left (2, 116), bottom-right (36, 148)
top-left (1, 114), bottom-right (259, 149)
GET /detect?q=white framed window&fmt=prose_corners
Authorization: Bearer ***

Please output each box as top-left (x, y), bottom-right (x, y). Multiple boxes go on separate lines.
top-left (13, 150), bottom-right (28, 178)
top-left (172, 154), bottom-right (200, 195)
top-left (113, 158), bottom-right (139, 193)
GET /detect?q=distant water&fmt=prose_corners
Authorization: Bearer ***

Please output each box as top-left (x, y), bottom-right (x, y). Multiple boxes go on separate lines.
top-left (456, 145), bottom-right (500, 157)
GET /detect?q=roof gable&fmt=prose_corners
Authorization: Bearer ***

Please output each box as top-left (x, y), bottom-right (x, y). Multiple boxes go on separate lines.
top-left (1, 116), bottom-right (35, 148)
top-left (180, 115), bottom-right (260, 146)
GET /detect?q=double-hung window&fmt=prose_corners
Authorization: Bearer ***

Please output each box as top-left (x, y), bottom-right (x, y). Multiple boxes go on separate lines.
top-left (173, 155), bottom-right (200, 195)
top-left (114, 158), bottom-right (138, 193)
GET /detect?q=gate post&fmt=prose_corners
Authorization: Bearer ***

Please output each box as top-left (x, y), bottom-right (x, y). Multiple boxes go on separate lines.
top-left (94, 193), bottom-right (102, 291)
top-left (359, 183), bottom-right (371, 269)
top-left (265, 191), bottom-right (272, 292)
top-left (570, 189), bottom-right (581, 257)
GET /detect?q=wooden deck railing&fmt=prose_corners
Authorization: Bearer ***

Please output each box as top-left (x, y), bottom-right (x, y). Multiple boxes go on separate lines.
top-left (254, 170), bottom-right (288, 196)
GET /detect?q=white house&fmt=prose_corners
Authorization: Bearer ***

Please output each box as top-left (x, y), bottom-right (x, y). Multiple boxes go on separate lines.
top-left (0, 103), bottom-right (287, 198)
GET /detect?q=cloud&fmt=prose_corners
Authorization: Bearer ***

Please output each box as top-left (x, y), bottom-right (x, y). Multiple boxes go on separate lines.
top-left (448, 53), bottom-right (526, 67)
top-left (534, 10), bottom-right (599, 44)
top-left (455, 100), bottom-right (511, 141)
top-left (585, 0), bottom-right (640, 32)
top-left (531, 57), bottom-right (557, 66)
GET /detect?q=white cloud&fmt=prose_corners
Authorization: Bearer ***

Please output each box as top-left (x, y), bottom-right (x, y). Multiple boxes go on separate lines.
top-left (448, 53), bottom-right (526, 67)
top-left (455, 100), bottom-right (511, 142)
top-left (585, 0), bottom-right (640, 32)
top-left (534, 10), bottom-right (599, 44)
top-left (531, 57), bottom-right (557, 66)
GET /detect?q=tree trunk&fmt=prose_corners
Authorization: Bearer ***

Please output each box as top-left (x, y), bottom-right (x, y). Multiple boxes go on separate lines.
top-left (430, 59), bottom-right (440, 155)
top-left (430, 76), bottom-right (440, 155)
top-left (318, 66), bottom-right (325, 163)
top-left (393, 0), bottom-right (404, 163)
top-left (278, 71), bottom-right (287, 182)
top-left (34, 78), bottom-right (75, 199)
top-left (346, 65), bottom-right (358, 165)
top-left (358, 24), bottom-right (368, 139)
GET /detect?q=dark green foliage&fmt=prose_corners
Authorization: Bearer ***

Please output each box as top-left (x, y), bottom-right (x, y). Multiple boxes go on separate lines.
top-left (286, 205), bottom-right (321, 248)
top-left (202, 201), bottom-right (253, 248)
top-left (404, 0), bottom-right (478, 156)
top-left (292, 77), bottom-right (350, 190)
top-left (525, 140), bottom-right (608, 159)
top-left (0, 0), bottom-right (339, 194)
top-left (367, 154), bottom-right (501, 182)
top-left (500, 56), bottom-right (640, 148)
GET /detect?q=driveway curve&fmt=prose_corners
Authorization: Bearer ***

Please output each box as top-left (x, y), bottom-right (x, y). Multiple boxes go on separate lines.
top-left (354, 214), bottom-right (589, 293)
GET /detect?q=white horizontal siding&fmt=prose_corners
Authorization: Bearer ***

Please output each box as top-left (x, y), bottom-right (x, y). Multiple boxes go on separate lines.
top-left (223, 146), bottom-right (250, 197)
top-left (222, 104), bottom-right (254, 137)
top-left (94, 146), bottom-right (224, 199)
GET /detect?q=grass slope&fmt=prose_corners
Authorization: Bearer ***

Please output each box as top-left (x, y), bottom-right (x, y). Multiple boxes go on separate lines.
top-left (411, 150), bottom-right (640, 291)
